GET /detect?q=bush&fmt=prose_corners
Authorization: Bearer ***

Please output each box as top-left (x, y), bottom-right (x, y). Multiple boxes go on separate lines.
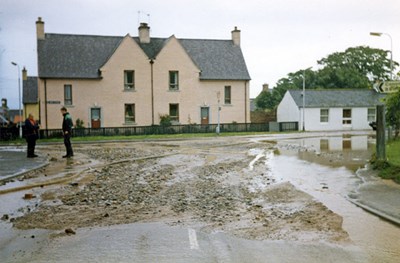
top-left (159, 114), bottom-right (172, 127)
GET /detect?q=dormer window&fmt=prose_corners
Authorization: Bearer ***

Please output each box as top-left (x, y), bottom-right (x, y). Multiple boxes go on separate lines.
top-left (124, 70), bottom-right (135, 90)
top-left (169, 71), bottom-right (179, 91)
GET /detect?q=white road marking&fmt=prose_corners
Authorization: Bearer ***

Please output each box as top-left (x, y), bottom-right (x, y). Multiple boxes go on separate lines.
top-left (188, 228), bottom-right (199, 250)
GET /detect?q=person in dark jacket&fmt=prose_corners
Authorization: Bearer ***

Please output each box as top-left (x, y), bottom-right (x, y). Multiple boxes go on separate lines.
top-left (61, 107), bottom-right (74, 158)
top-left (25, 113), bottom-right (39, 158)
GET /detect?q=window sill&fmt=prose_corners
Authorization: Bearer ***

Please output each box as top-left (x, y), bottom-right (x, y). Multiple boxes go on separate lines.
top-left (65, 105), bottom-right (74, 108)
top-left (123, 122), bottom-right (137, 126)
top-left (123, 89), bottom-right (136, 92)
top-left (168, 89), bottom-right (180, 92)
top-left (223, 104), bottom-right (232, 107)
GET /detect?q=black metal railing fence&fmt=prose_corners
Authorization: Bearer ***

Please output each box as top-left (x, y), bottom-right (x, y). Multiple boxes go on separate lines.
top-left (0, 122), bottom-right (298, 141)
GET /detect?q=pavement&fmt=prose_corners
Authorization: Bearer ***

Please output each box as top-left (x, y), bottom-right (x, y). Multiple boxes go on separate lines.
top-left (348, 166), bottom-right (400, 226)
top-left (0, 147), bottom-right (48, 181)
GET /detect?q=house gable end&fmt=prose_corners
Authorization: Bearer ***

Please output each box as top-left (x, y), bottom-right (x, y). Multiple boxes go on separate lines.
top-left (155, 35), bottom-right (200, 72)
top-left (277, 90), bottom-right (300, 122)
top-left (100, 34), bottom-right (149, 72)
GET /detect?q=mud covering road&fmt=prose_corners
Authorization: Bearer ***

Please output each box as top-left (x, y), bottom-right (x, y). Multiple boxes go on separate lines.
top-left (11, 138), bottom-right (348, 243)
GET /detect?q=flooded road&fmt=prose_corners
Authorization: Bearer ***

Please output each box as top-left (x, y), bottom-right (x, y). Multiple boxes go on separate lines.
top-left (265, 134), bottom-right (400, 262)
top-left (1, 132), bottom-right (400, 262)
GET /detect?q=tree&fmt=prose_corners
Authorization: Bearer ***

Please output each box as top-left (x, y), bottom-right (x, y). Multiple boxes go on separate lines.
top-left (385, 89), bottom-right (400, 138)
top-left (255, 46), bottom-right (399, 110)
top-left (316, 46), bottom-right (397, 89)
top-left (317, 46), bottom-right (396, 82)
top-left (255, 90), bottom-right (278, 110)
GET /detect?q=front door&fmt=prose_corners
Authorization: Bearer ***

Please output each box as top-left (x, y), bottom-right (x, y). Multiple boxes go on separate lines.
top-left (201, 107), bottom-right (209, 125)
top-left (91, 108), bottom-right (101, 128)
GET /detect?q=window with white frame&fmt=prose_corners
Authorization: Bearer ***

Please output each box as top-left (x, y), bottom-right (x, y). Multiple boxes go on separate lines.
top-left (124, 104), bottom-right (135, 123)
top-left (342, 109), bottom-right (352, 125)
top-left (64, 84), bottom-right (72, 105)
top-left (124, 71), bottom-right (135, 90)
top-left (320, 109), bottom-right (329, 123)
top-left (368, 108), bottom-right (376, 122)
top-left (169, 71), bottom-right (179, 90)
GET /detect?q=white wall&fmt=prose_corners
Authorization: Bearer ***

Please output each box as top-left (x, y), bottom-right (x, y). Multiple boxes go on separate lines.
top-left (304, 107), bottom-right (373, 131)
top-left (277, 91), bottom-right (300, 123)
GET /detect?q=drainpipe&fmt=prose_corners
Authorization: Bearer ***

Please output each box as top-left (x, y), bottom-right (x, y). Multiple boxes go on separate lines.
top-left (150, 59), bottom-right (154, 125)
top-left (244, 81), bottom-right (248, 124)
top-left (44, 79), bottom-right (48, 136)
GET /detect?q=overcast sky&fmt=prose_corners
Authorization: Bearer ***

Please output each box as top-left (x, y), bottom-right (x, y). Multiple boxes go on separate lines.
top-left (1, 0), bottom-right (399, 109)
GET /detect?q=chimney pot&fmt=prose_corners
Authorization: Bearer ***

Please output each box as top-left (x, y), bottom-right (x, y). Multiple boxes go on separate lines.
top-left (231, 26), bottom-right (241, 46)
top-left (22, 67), bottom-right (27, 81)
top-left (138, 23), bottom-right (150, 43)
top-left (36, 17), bottom-right (45, 40)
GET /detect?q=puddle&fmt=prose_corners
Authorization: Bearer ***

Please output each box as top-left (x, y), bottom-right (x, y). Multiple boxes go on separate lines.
top-left (275, 135), bottom-right (375, 171)
top-left (265, 135), bottom-right (400, 262)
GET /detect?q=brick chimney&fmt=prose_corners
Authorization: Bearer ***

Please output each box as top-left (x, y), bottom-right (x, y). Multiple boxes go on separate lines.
top-left (1, 98), bottom-right (7, 108)
top-left (138, 23), bottom-right (150, 43)
top-left (262, 83), bottom-right (269, 92)
top-left (231, 26), bottom-right (240, 46)
top-left (22, 67), bottom-right (27, 81)
top-left (36, 17), bottom-right (45, 40)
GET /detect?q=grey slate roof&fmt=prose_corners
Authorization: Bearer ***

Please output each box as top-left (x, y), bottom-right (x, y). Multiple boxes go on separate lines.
top-left (38, 34), bottom-right (122, 79)
top-left (38, 33), bottom-right (251, 81)
top-left (179, 39), bottom-right (250, 80)
top-left (23, 77), bottom-right (38, 103)
top-left (288, 89), bottom-right (386, 108)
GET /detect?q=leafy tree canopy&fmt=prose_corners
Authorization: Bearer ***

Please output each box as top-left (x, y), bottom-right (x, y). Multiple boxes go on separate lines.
top-left (255, 46), bottom-right (399, 110)
top-left (385, 89), bottom-right (400, 138)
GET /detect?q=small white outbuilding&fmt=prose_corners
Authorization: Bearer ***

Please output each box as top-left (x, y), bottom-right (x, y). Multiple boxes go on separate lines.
top-left (277, 89), bottom-right (386, 131)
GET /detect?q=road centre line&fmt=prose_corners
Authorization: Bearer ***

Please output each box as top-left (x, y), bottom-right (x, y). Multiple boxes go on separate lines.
top-left (188, 228), bottom-right (199, 250)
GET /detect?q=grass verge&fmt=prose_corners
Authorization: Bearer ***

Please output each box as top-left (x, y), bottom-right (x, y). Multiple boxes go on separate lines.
top-left (371, 139), bottom-right (400, 183)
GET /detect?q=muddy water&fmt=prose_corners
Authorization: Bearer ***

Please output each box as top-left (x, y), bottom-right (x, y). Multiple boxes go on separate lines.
top-left (263, 135), bottom-right (400, 262)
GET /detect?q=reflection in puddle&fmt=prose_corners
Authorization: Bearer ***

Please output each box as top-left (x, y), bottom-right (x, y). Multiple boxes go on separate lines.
top-left (267, 134), bottom-right (400, 262)
top-left (277, 135), bottom-right (374, 171)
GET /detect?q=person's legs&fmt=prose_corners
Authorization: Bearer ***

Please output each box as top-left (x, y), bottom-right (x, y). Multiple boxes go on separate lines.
top-left (63, 134), bottom-right (73, 157)
top-left (27, 137), bottom-right (36, 157)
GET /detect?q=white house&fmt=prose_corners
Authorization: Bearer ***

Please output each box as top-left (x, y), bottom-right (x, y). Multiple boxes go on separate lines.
top-left (277, 89), bottom-right (386, 131)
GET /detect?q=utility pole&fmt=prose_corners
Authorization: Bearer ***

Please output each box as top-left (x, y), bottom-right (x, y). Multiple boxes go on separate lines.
top-left (376, 105), bottom-right (386, 161)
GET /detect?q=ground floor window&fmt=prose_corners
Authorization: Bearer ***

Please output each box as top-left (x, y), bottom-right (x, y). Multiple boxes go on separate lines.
top-left (368, 108), bottom-right (376, 122)
top-left (169, 104), bottom-right (179, 122)
top-left (64, 84), bottom-right (72, 105)
top-left (320, 109), bottom-right (329, 123)
top-left (342, 109), bottom-right (352, 125)
top-left (224, 86), bottom-right (231, 104)
top-left (125, 104), bottom-right (135, 123)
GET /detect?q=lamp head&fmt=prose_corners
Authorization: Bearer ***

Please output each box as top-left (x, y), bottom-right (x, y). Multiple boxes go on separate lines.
top-left (370, 32), bottom-right (382, 37)
top-left (11, 62), bottom-right (17, 66)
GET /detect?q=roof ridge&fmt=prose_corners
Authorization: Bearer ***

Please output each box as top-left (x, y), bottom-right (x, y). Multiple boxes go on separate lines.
top-left (45, 33), bottom-right (123, 38)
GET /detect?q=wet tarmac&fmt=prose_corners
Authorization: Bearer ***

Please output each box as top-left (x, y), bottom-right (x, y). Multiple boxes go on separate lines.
top-left (0, 147), bottom-right (47, 180)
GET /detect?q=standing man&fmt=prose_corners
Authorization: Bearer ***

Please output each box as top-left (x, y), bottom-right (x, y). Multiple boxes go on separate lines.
top-left (25, 113), bottom-right (39, 158)
top-left (60, 107), bottom-right (74, 158)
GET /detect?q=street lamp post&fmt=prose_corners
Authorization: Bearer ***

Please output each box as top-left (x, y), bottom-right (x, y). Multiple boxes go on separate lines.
top-left (301, 67), bottom-right (312, 131)
top-left (370, 32), bottom-right (393, 80)
top-left (216, 91), bottom-right (221, 135)
top-left (302, 71), bottom-right (306, 131)
top-left (11, 61), bottom-right (23, 138)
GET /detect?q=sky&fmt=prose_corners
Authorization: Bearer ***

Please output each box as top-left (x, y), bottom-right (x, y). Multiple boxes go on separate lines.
top-left (1, 0), bottom-right (399, 109)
